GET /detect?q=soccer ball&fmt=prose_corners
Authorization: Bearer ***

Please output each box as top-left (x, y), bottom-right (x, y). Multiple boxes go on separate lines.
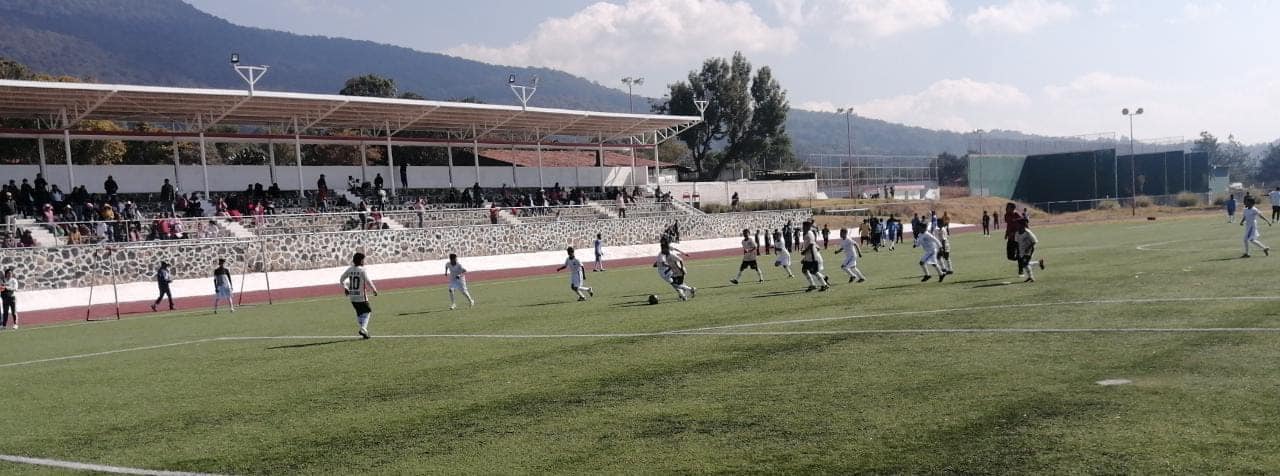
top-left (647, 294), bottom-right (659, 305)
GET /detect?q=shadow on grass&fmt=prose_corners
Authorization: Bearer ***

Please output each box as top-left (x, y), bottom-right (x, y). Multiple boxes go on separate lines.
top-left (946, 278), bottom-right (1005, 285)
top-left (873, 283), bottom-right (924, 290)
top-left (751, 290), bottom-right (811, 298)
top-left (267, 339), bottom-right (356, 350)
top-left (613, 301), bottom-right (657, 308)
top-left (972, 282), bottom-right (1016, 288)
top-left (398, 310), bottom-right (448, 317)
top-left (1204, 256), bottom-right (1246, 262)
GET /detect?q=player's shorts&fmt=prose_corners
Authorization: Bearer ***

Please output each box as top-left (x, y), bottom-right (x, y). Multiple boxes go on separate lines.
top-left (938, 250), bottom-right (951, 259)
top-left (739, 260), bottom-right (758, 270)
top-left (775, 255), bottom-right (791, 267)
top-left (215, 286), bottom-right (231, 299)
top-left (595, 252), bottom-right (603, 260)
top-left (801, 261), bottom-right (819, 274)
top-left (351, 301), bottom-right (372, 315)
top-left (1272, 206), bottom-right (1279, 213)
top-left (570, 279), bottom-right (584, 290)
top-left (842, 255), bottom-right (857, 268)
top-left (670, 275), bottom-right (686, 286)
top-left (920, 251), bottom-right (938, 265)
top-left (449, 277), bottom-right (468, 291)
top-left (1246, 225), bottom-right (1260, 241)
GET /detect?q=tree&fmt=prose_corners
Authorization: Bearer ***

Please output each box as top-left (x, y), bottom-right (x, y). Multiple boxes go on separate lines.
top-left (0, 57), bottom-right (34, 80)
top-left (340, 74), bottom-right (397, 98)
top-left (1255, 143), bottom-right (1280, 184)
top-left (398, 91), bottom-right (425, 100)
top-left (936, 153), bottom-right (967, 186)
top-left (655, 52), bottom-right (795, 178)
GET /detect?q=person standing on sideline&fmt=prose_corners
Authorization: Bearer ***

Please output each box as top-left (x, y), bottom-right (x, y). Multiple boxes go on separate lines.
top-left (1, 267), bottom-right (17, 330)
top-left (445, 253), bottom-right (475, 310)
top-left (593, 233), bottom-right (606, 272)
top-left (1269, 188), bottom-right (1280, 222)
top-left (399, 162), bottom-right (409, 190)
top-left (821, 224), bottom-right (831, 249)
top-left (212, 258), bottom-right (234, 314)
top-left (1241, 197), bottom-right (1273, 258)
top-left (1015, 219), bottom-right (1044, 282)
top-left (833, 228), bottom-right (866, 283)
top-left (1225, 194), bottom-right (1238, 223)
top-left (981, 211), bottom-right (991, 236)
top-left (557, 247), bottom-right (594, 301)
top-left (340, 252), bottom-right (379, 339)
top-left (731, 229), bottom-right (764, 284)
top-left (151, 261), bottom-right (175, 311)
top-left (992, 210), bottom-right (1000, 230)
top-left (1003, 202), bottom-right (1025, 276)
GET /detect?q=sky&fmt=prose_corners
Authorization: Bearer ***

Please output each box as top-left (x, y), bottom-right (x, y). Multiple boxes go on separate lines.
top-left (186, 0), bottom-right (1280, 143)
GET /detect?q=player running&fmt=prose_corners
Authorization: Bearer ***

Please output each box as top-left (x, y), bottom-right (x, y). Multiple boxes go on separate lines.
top-left (557, 247), bottom-right (594, 301)
top-left (833, 228), bottom-right (866, 283)
top-left (914, 229), bottom-right (946, 282)
top-left (660, 241), bottom-right (697, 301)
top-left (936, 220), bottom-right (955, 275)
top-left (1240, 197), bottom-right (1273, 258)
top-left (800, 221), bottom-right (830, 292)
top-left (773, 236), bottom-right (795, 278)
top-left (445, 253), bottom-right (475, 310)
top-left (340, 252), bottom-right (379, 339)
top-left (730, 228), bottom-right (764, 284)
top-left (592, 233), bottom-right (606, 272)
top-left (212, 258), bottom-right (234, 313)
top-left (1015, 219), bottom-right (1045, 282)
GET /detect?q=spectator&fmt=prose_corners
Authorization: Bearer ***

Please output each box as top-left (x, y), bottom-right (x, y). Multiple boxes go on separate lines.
top-left (18, 230), bottom-right (34, 247)
top-left (268, 182), bottom-right (281, 198)
top-left (317, 174), bottom-right (329, 203)
top-left (489, 203), bottom-right (499, 225)
top-left (160, 179), bottom-right (175, 204)
top-left (731, 192), bottom-right (740, 209)
top-left (49, 184), bottom-right (63, 208)
top-left (104, 175), bottom-right (119, 196)
top-left (414, 197), bottom-right (427, 228)
top-left (374, 173), bottom-right (384, 192)
top-left (616, 191), bottom-right (627, 218)
top-left (399, 162), bottom-right (408, 189)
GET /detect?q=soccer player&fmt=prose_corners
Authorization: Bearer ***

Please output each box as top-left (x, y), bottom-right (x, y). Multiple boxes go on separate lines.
top-left (731, 228), bottom-right (764, 284)
top-left (1, 267), bottom-right (17, 330)
top-left (1015, 219), bottom-right (1044, 282)
top-left (660, 241), bottom-right (697, 300)
top-left (936, 220), bottom-right (955, 275)
top-left (833, 228), bottom-right (866, 283)
top-left (773, 234), bottom-right (795, 278)
top-left (1240, 197), bottom-right (1273, 258)
top-left (1225, 194), bottom-right (1237, 224)
top-left (1003, 202), bottom-right (1024, 276)
top-left (800, 221), bottom-right (831, 292)
top-left (1269, 187), bottom-right (1280, 221)
top-left (445, 253), bottom-right (475, 310)
top-left (593, 233), bottom-right (606, 272)
top-left (556, 247), bottom-right (594, 301)
top-left (212, 258), bottom-right (234, 314)
top-left (151, 261), bottom-right (174, 311)
top-left (340, 252), bottom-right (379, 339)
top-left (914, 229), bottom-right (946, 282)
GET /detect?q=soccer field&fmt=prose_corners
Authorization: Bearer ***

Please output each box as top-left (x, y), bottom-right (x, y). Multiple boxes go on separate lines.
top-left (5, 215), bottom-right (1280, 474)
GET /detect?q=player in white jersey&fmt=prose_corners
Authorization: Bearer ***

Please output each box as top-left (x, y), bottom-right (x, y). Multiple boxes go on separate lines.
top-left (1240, 197), bottom-right (1273, 258)
top-left (339, 252), bottom-right (379, 339)
top-left (914, 229), bottom-right (946, 282)
top-left (773, 240), bottom-right (795, 278)
top-left (1015, 219), bottom-right (1044, 282)
top-left (800, 221), bottom-right (830, 292)
top-left (730, 229), bottom-right (764, 284)
top-left (556, 247), bottom-right (594, 301)
top-left (833, 228), bottom-right (866, 283)
top-left (660, 241), bottom-right (697, 300)
top-left (212, 258), bottom-right (234, 313)
top-left (445, 253), bottom-right (475, 310)
top-left (592, 233), bottom-right (606, 272)
top-left (935, 222), bottom-right (955, 275)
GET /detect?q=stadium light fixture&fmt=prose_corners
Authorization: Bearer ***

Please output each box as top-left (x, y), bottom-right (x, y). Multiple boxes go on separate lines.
top-left (621, 77), bottom-right (644, 113)
top-left (509, 74), bottom-right (538, 110)
top-left (1122, 107), bottom-right (1145, 216)
top-left (230, 53), bottom-right (268, 96)
top-left (693, 99), bottom-right (709, 119)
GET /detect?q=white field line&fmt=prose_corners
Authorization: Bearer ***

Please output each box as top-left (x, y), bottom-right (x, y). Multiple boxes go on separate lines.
top-left (0, 454), bottom-right (223, 475)
top-left (6, 296), bottom-right (1280, 370)
top-left (663, 296), bottom-right (1280, 334)
top-left (1136, 239), bottom-right (1192, 251)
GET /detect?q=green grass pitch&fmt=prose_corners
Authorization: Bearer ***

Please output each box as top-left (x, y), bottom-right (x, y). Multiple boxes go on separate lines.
top-left (4, 215), bottom-right (1280, 474)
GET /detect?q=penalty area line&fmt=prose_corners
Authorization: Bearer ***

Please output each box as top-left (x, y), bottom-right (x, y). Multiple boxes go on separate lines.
top-left (0, 454), bottom-right (223, 476)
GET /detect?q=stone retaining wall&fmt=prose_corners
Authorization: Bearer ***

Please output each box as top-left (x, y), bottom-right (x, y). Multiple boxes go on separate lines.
top-left (0, 210), bottom-right (810, 290)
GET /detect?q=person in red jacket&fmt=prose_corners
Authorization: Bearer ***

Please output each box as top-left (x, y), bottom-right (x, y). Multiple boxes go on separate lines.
top-left (1003, 202), bottom-right (1025, 276)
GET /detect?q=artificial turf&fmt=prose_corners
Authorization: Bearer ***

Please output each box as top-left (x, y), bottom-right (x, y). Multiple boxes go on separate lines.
top-left (3, 215), bottom-right (1280, 474)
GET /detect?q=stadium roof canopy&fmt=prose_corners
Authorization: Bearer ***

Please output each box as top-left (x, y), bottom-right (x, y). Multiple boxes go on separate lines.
top-left (0, 79), bottom-right (701, 147)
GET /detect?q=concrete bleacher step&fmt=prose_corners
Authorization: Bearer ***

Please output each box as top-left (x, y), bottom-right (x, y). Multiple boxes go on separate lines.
top-left (586, 202), bottom-right (618, 219)
top-left (380, 216), bottom-right (406, 229)
top-left (216, 219), bottom-right (257, 238)
top-left (669, 199), bottom-right (705, 216)
top-left (13, 218), bottom-right (61, 247)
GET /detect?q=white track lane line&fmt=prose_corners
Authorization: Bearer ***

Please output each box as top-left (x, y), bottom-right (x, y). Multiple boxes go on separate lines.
top-left (663, 296), bottom-right (1280, 334)
top-left (0, 454), bottom-right (223, 475)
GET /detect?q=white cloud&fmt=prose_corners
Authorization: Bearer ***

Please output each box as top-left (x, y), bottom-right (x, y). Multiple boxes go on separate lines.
top-left (965, 0), bottom-right (1074, 34)
top-left (1091, 0), bottom-right (1114, 16)
top-left (447, 0), bottom-right (797, 84)
top-left (772, 0), bottom-right (953, 45)
top-left (853, 78), bottom-right (1032, 132)
top-left (797, 101), bottom-right (838, 112)
top-left (1043, 72), bottom-right (1153, 101)
top-left (1167, 1), bottom-right (1223, 24)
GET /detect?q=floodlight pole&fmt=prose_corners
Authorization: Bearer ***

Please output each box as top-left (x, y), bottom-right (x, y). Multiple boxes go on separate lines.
top-left (1123, 107), bottom-right (1144, 216)
top-left (509, 75), bottom-right (538, 110)
top-left (622, 77), bottom-right (644, 113)
top-left (839, 108), bottom-right (854, 198)
top-left (231, 54), bottom-right (269, 96)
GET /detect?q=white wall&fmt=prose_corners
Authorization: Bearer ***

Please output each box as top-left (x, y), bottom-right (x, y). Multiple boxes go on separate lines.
top-left (0, 164), bottom-right (647, 194)
top-left (659, 180), bottom-right (818, 205)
